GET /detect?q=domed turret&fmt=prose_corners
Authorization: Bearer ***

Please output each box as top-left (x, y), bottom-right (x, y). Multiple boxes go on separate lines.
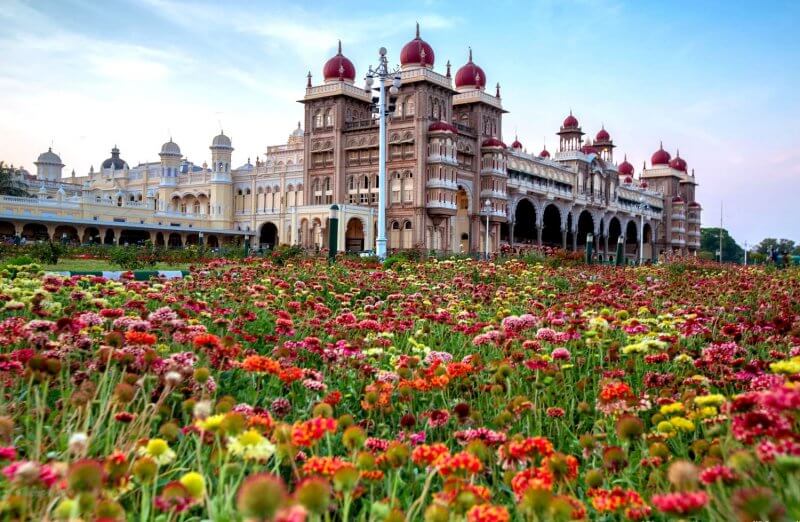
top-left (322, 41), bottom-right (356, 83)
top-left (669, 150), bottom-right (687, 172)
top-left (539, 147), bottom-right (550, 158)
top-left (211, 132), bottom-right (233, 150)
top-left (210, 132), bottom-right (233, 182)
top-left (511, 136), bottom-right (523, 150)
top-left (651, 142), bottom-right (671, 166)
top-left (400, 23), bottom-right (435, 69)
top-left (34, 147), bottom-right (65, 182)
top-left (102, 146), bottom-right (128, 171)
top-left (618, 155), bottom-right (634, 176)
top-left (595, 127), bottom-right (610, 141)
top-left (428, 121), bottom-right (457, 133)
top-left (481, 137), bottom-right (506, 149)
top-left (454, 48), bottom-right (486, 91)
top-left (562, 111), bottom-right (579, 129)
top-left (159, 139), bottom-right (181, 157)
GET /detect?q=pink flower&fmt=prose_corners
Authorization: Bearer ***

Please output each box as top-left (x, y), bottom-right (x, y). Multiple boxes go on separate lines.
top-left (651, 491), bottom-right (709, 515)
top-left (551, 348), bottom-right (571, 361)
top-left (699, 465), bottom-right (738, 485)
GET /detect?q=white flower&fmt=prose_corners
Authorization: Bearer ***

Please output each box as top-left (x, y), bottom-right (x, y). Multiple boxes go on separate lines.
top-left (68, 432), bottom-right (89, 454)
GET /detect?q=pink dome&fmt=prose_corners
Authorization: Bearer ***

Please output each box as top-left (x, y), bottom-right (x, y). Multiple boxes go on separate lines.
top-left (640, 181), bottom-right (649, 189)
top-left (669, 151), bottom-right (687, 172)
top-left (539, 148), bottom-right (550, 158)
top-left (454, 49), bottom-right (486, 90)
top-left (563, 111), bottom-right (579, 129)
top-left (481, 137), bottom-right (506, 149)
top-left (428, 121), bottom-right (457, 133)
top-left (400, 24), bottom-right (435, 68)
top-left (322, 41), bottom-right (356, 82)
top-left (618, 155), bottom-right (634, 176)
top-left (688, 201), bottom-right (701, 208)
top-left (581, 145), bottom-right (599, 155)
top-left (596, 127), bottom-right (610, 141)
top-left (624, 176), bottom-right (633, 184)
top-left (672, 196), bottom-right (685, 204)
top-left (511, 138), bottom-right (523, 150)
top-left (651, 142), bottom-right (671, 166)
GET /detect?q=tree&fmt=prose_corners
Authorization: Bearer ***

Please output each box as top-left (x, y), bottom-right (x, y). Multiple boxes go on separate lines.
top-left (755, 238), bottom-right (797, 256)
top-left (0, 162), bottom-right (31, 197)
top-left (700, 227), bottom-right (744, 263)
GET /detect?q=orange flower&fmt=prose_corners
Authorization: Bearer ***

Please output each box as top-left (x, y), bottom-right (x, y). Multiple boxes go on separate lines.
top-left (437, 451), bottom-right (483, 477)
top-left (411, 443), bottom-right (450, 468)
top-left (302, 456), bottom-right (352, 477)
top-left (467, 504), bottom-right (510, 522)
top-left (241, 355), bottom-right (280, 374)
top-left (291, 418), bottom-right (337, 447)
top-left (193, 333), bottom-right (221, 350)
top-left (278, 367), bottom-right (303, 384)
top-left (510, 465), bottom-right (554, 499)
top-left (125, 331), bottom-right (157, 346)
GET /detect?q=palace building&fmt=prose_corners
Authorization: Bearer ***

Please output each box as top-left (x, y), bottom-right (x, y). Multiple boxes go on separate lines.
top-left (1, 25), bottom-right (701, 259)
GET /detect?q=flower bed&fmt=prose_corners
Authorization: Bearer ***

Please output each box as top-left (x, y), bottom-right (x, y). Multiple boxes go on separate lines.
top-left (0, 257), bottom-right (798, 521)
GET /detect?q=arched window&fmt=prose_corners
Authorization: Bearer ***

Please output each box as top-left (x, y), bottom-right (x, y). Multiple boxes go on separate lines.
top-left (314, 110), bottom-right (323, 129)
top-left (403, 172), bottom-right (413, 203)
top-left (391, 172), bottom-right (401, 204)
top-left (324, 109), bottom-right (333, 127)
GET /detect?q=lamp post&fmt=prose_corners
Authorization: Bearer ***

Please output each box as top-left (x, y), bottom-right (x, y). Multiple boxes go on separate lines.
top-left (637, 195), bottom-right (648, 265)
top-left (483, 199), bottom-right (492, 260)
top-left (585, 233), bottom-right (594, 264)
top-left (328, 204), bottom-right (339, 263)
top-left (743, 240), bottom-right (749, 266)
top-left (364, 48), bottom-right (401, 260)
top-left (198, 231), bottom-right (204, 248)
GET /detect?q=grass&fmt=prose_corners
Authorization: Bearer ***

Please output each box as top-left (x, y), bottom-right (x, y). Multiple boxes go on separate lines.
top-left (41, 258), bottom-right (192, 272)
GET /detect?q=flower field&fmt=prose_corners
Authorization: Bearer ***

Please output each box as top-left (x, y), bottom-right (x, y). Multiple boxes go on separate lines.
top-left (0, 257), bottom-right (799, 521)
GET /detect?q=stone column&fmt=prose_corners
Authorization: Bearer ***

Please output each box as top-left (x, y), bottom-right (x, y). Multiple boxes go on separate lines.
top-left (536, 225), bottom-right (543, 247)
top-left (571, 229), bottom-right (578, 252)
top-left (561, 228), bottom-right (567, 250)
top-left (113, 228), bottom-right (123, 245)
top-left (509, 220), bottom-right (515, 250)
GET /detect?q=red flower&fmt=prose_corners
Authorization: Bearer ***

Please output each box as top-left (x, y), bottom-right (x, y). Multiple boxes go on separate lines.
top-left (651, 491), bottom-right (709, 516)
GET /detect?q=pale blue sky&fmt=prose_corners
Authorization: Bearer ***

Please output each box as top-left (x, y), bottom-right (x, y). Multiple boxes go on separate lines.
top-left (1, 0), bottom-right (798, 245)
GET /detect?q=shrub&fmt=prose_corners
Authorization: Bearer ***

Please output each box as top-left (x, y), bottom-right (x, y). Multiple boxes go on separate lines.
top-left (109, 246), bottom-right (155, 270)
top-left (30, 241), bottom-right (65, 265)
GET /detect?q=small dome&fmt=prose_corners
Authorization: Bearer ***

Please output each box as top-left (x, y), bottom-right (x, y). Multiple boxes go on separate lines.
top-left (428, 120), bottom-right (457, 133)
top-left (211, 133), bottom-right (233, 149)
top-left (291, 122), bottom-right (303, 137)
top-left (595, 127), bottom-right (610, 141)
top-left (101, 146), bottom-right (128, 170)
top-left (36, 148), bottom-right (63, 165)
top-left (669, 150), bottom-right (687, 172)
top-left (400, 23), bottom-right (435, 69)
top-left (688, 201), bottom-right (701, 208)
top-left (322, 41), bottom-right (356, 83)
top-left (454, 49), bottom-right (486, 90)
top-left (640, 181), bottom-right (649, 189)
top-left (539, 147), bottom-right (550, 158)
top-left (511, 137), bottom-right (523, 150)
top-left (481, 137), bottom-right (506, 149)
top-left (160, 139), bottom-right (181, 156)
top-left (624, 176), bottom-right (633, 184)
top-left (651, 142), bottom-right (671, 166)
top-left (581, 145), bottom-right (599, 155)
top-left (562, 111), bottom-right (579, 129)
top-left (618, 155), bottom-right (634, 176)
top-left (672, 196), bottom-right (685, 204)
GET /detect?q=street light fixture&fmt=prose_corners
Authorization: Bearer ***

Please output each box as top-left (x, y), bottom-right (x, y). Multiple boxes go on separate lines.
top-left (483, 199), bottom-right (492, 260)
top-left (364, 47), bottom-right (402, 260)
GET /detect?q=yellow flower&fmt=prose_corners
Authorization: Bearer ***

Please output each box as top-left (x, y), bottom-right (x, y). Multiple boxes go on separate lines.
top-left (138, 438), bottom-right (176, 465)
top-left (770, 357), bottom-right (800, 375)
top-left (670, 417), bottom-right (695, 432)
top-left (195, 414), bottom-right (226, 432)
top-left (660, 403), bottom-right (684, 415)
top-left (228, 429), bottom-right (276, 461)
top-left (691, 406), bottom-right (718, 419)
top-left (694, 394), bottom-right (726, 407)
top-left (179, 472), bottom-right (206, 500)
top-left (622, 342), bottom-right (648, 355)
top-left (674, 354), bottom-right (694, 364)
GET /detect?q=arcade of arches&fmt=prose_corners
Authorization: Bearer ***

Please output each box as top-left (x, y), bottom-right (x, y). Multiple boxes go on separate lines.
top-left (501, 199), bottom-right (656, 261)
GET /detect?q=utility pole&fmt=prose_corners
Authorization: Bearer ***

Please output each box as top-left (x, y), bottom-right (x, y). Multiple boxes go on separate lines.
top-left (719, 201), bottom-right (723, 263)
